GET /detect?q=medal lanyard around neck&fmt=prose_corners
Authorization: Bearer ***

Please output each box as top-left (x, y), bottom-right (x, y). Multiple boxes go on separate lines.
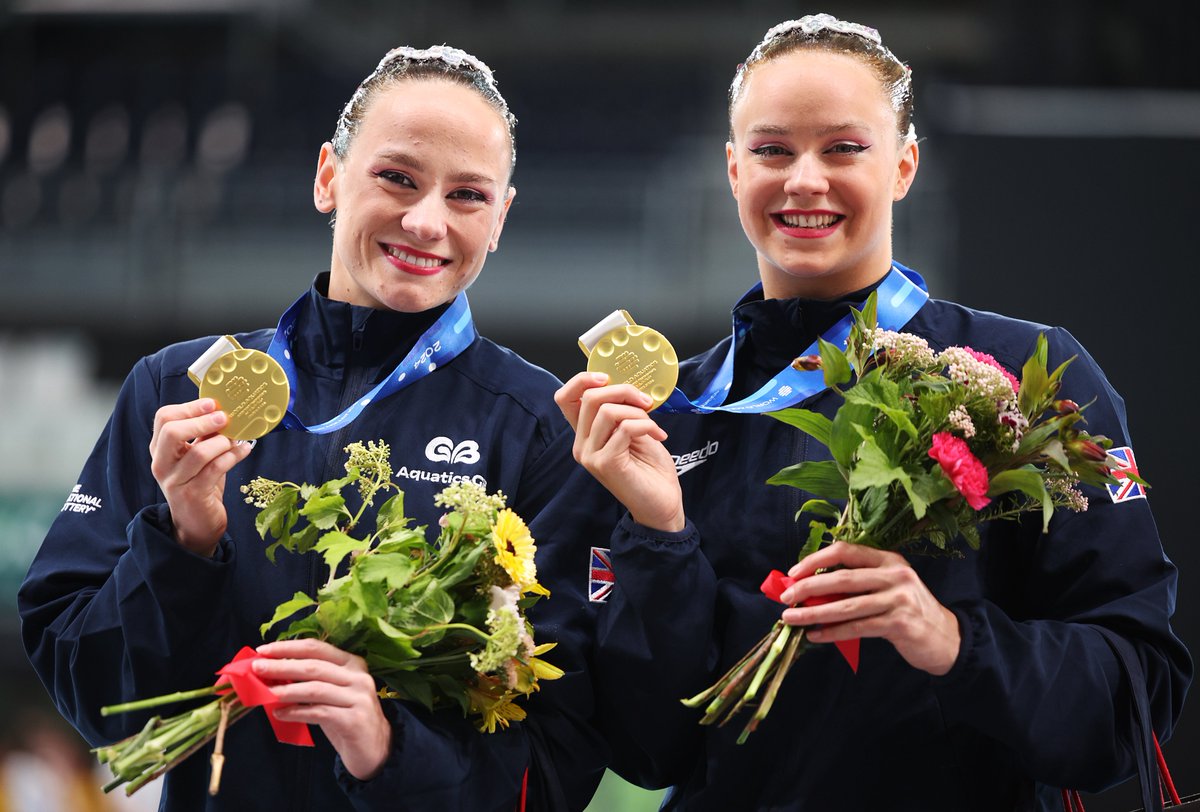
top-left (657, 264), bottom-right (929, 415)
top-left (264, 291), bottom-right (477, 434)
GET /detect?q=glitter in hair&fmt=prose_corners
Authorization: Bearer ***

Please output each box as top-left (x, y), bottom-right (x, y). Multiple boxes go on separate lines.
top-left (729, 13), bottom-right (916, 144)
top-left (332, 44), bottom-right (517, 170)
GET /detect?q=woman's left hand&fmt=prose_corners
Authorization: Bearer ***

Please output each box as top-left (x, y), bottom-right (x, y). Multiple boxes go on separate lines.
top-left (778, 541), bottom-right (961, 676)
top-left (253, 639), bottom-right (391, 781)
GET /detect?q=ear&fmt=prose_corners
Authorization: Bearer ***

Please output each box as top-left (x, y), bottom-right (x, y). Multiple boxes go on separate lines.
top-left (893, 138), bottom-right (919, 201)
top-left (488, 186), bottom-right (516, 252)
top-left (726, 141), bottom-right (739, 200)
top-left (314, 142), bottom-right (339, 213)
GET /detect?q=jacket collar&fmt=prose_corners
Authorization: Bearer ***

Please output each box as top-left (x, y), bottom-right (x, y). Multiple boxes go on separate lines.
top-left (728, 277), bottom-right (884, 399)
top-left (288, 273), bottom-right (451, 379)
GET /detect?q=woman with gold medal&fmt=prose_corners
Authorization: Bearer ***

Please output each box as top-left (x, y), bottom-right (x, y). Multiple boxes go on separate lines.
top-left (553, 14), bottom-right (1190, 810)
top-left (19, 45), bottom-right (605, 811)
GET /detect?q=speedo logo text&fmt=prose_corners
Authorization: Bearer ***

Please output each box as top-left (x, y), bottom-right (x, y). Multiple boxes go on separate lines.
top-left (673, 440), bottom-right (719, 475)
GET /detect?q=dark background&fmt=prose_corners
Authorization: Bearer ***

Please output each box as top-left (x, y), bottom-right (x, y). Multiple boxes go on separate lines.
top-left (0, 1), bottom-right (1196, 808)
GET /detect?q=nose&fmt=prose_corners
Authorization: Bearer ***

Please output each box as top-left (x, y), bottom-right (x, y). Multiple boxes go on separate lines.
top-left (782, 153), bottom-right (829, 198)
top-left (401, 192), bottom-right (448, 243)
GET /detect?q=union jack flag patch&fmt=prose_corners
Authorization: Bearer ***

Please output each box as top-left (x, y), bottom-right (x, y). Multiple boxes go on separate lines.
top-left (1106, 446), bottom-right (1147, 504)
top-left (589, 547), bottom-right (615, 603)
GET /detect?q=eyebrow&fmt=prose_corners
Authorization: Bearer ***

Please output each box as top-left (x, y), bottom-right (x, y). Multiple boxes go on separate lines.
top-left (746, 122), bottom-right (872, 138)
top-left (375, 151), bottom-right (498, 187)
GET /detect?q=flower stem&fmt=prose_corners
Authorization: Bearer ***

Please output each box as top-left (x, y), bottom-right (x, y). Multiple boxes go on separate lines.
top-left (414, 623), bottom-right (492, 644)
top-left (738, 626), bottom-right (806, 744)
top-left (100, 684), bottom-right (226, 716)
top-left (697, 624), bottom-right (782, 725)
top-left (743, 623), bottom-right (793, 704)
top-left (208, 697), bottom-right (232, 795)
top-left (681, 628), bottom-right (773, 709)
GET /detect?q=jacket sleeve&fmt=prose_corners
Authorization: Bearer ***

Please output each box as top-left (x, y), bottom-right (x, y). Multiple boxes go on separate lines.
top-left (592, 510), bottom-right (720, 789)
top-left (334, 702), bottom-right (528, 812)
top-left (17, 357), bottom-right (242, 746)
top-left (930, 326), bottom-right (1191, 791)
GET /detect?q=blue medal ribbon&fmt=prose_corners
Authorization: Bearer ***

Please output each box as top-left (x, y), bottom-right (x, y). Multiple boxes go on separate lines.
top-left (265, 291), bottom-right (477, 434)
top-left (657, 263), bottom-right (928, 415)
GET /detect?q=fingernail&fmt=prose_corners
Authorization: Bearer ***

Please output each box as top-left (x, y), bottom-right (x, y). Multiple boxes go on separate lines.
top-left (639, 392), bottom-right (653, 406)
top-left (591, 373), bottom-right (609, 384)
top-left (211, 412), bottom-right (227, 427)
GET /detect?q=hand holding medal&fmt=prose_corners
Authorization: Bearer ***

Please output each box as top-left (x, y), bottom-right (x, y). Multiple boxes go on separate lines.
top-left (578, 310), bottom-right (679, 411)
top-left (187, 336), bottom-right (290, 440)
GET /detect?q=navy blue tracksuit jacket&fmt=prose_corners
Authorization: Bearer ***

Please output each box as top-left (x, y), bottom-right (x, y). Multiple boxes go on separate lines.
top-left (19, 275), bottom-right (607, 811)
top-left (539, 277), bottom-right (1191, 811)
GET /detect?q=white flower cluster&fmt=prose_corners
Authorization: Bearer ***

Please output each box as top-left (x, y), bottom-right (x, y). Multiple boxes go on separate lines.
top-left (1048, 476), bottom-right (1089, 512)
top-left (938, 347), bottom-right (1018, 403)
top-left (434, 481), bottom-right (507, 514)
top-left (871, 328), bottom-right (936, 367)
top-left (948, 405), bottom-right (976, 438)
top-left (470, 602), bottom-right (522, 675)
top-left (997, 400), bottom-right (1029, 450)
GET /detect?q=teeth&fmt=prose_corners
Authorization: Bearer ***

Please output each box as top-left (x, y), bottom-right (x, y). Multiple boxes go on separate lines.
top-left (388, 246), bottom-right (444, 267)
top-left (780, 213), bottom-right (839, 228)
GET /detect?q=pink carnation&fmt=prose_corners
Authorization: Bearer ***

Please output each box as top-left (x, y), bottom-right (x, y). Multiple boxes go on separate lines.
top-left (928, 432), bottom-right (991, 510)
top-left (962, 348), bottom-right (1020, 395)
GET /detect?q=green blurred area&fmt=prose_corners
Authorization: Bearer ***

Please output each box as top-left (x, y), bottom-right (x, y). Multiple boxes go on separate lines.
top-left (585, 770), bottom-right (666, 811)
top-left (0, 491), bottom-right (63, 610)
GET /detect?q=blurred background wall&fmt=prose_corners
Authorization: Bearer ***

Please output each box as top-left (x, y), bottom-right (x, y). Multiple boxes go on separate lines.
top-left (0, 0), bottom-right (1196, 809)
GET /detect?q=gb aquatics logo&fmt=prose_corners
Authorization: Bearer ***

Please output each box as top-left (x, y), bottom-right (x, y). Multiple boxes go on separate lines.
top-left (425, 436), bottom-right (481, 465)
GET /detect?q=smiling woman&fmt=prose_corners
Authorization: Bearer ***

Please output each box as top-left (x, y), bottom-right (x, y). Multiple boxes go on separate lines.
top-left (726, 47), bottom-right (917, 300)
top-left (18, 43), bottom-right (606, 812)
top-left (550, 12), bottom-right (1191, 812)
top-left (317, 49), bottom-right (516, 313)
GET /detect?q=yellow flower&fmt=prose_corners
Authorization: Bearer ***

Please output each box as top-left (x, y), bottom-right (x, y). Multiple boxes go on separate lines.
top-left (491, 508), bottom-right (537, 590)
top-left (524, 581), bottom-right (551, 598)
top-left (531, 654), bottom-right (564, 683)
top-left (468, 685), bottom-right (527, 734)
top-left (480, 698), bottom-right (526, 734)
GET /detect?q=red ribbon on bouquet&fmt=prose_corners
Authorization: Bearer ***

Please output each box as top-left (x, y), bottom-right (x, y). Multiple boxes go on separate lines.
top-left (760, 570), bottom-right (860, 673)
top-left (215, 646), bottom-right (314, 746)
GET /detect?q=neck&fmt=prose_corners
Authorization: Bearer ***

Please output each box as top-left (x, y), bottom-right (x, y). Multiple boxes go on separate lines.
top-left (759, 256), bottom-right (895, 301)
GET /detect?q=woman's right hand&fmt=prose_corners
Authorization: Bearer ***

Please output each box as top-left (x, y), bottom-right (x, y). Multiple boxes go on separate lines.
top-left (149, 398), bottom-right (255, 557)
top-left (554, 372), bottom-right (686, 532)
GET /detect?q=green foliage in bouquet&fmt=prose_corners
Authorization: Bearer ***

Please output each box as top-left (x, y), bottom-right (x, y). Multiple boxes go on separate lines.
top-left (250, 440), bottom-right (557, 721)
top-left (682, 293), bottom-right (1137, 743)
top-left (96, 441), bottom-right (560, 796)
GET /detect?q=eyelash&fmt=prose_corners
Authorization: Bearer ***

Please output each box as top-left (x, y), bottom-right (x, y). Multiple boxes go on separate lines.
top-left (450, 189), bottom-right (488, 203)
top-left (749, 145), bottom-right (789, 157)
top-left (748, 143), bottom-right (869, 157)
top-left (376, 171), bottom-right (490, 203)
top-left (377, 169), bottom-right (413, 185)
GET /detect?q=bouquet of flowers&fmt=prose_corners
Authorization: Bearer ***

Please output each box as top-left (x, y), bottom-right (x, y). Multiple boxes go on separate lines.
top-left (95, 440), bottom-right (560, 796)
top-left (681, 295), bottom-right (1136, 743)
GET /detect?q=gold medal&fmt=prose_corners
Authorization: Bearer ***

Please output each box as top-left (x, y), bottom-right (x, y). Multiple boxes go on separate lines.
top-left (189, 337), bottom-right (290, 440)
top-left (580, 312), bottom-right (679, 411)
